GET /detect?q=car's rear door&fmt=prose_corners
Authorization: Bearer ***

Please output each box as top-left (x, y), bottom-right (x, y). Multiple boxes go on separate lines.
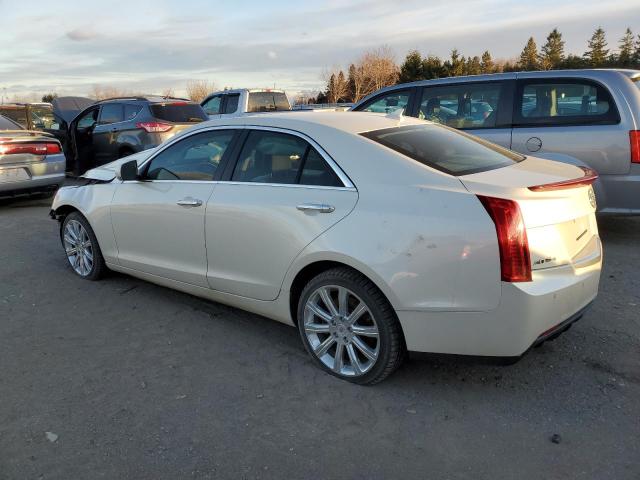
top-left (204, 128), bottom-right (358, 300)
top-left (415, 79), bottom-right (514, 149)
top-left (110, 128), bottom-right (238, 287)
top-left (510, 76), bottom-right (627, 174)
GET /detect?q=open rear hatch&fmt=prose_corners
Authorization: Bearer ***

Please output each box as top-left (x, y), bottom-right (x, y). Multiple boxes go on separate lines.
top-left (461, 157), bottom-right (600, 276)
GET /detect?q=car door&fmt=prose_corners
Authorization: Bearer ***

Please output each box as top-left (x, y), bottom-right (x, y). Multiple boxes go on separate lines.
top-left (201, 95), bottom-right (223, 119)
top-left (510, 77), bottom-right (627, 175)
top-left (415, 80), bottom-right (514, 149)
top-left (205, 128), bottom-right (358, 300)
top-left (93, 103), bottom-right (125, 165)
top-left (70, 106), bottom-right (100, 174)
top-left (110, 128), bottom-right (237, 287)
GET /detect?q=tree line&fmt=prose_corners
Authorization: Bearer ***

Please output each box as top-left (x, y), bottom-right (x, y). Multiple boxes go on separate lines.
top-left (317, 27), bottom-right (640, 105)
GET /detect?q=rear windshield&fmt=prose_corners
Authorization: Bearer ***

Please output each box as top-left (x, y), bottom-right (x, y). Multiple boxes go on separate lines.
top-left (0, 114), bottom-right (23, 130)
top-left (361, 124), bottom-right (524, 176)
top-left (247, 92), bottom-right (291, 112)
top-left (0, 107), bottom-right (27, 127)
top-left (149, 103), bottom-right (208, 123)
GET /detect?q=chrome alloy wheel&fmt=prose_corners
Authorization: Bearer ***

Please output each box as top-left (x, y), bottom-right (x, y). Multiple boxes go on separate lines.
top-left (303, 285), bottom-right (380, 377)
top-left (63, 219), bottom-right (94, 276)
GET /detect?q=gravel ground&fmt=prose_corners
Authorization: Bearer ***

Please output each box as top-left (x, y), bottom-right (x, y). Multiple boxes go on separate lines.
top-left (0, 189), bottom-right (638, 480)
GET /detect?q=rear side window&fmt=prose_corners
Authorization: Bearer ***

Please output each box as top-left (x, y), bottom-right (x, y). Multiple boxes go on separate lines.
top-left (124, 104), bottom-right (142, 120)
top-left (232, 130), bottom-right (344, 186)
top-left (418, 83), bottom-right (504, 129)
top-left (358, 91), bottom-right (410, 114)
top-left (515, 79), bottom-right (619, 126)
top-left (149, 103), bottom-right (208, 123)
top-left (99, 104), bottom-right (124, 124)
top-left (202, 96), bottom-right (222, 115)
top-left (247, 92), bottom-right (290, 112)
top-left (224, 94), bottom-right (240, 114)
top-left (361, 124), bottom-right (523, 176)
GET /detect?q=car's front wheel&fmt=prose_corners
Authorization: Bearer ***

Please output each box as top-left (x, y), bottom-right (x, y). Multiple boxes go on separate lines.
top-left (61, 212), bottom-right (106, 280)
top-left (297, 267), bottom-right (405, 385)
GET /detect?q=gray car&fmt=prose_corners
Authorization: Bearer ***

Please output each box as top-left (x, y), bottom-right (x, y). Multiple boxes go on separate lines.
top-left (351, 69), bottom-right (640, 215)
top-left (69, 96), bottom-right (208, 175)
top-left (0, 114), bottom-right (65, 197)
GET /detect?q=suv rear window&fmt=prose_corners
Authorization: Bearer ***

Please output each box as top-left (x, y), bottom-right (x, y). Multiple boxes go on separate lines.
top-left (361, 124), bottom-right (524, 176)
top-left (247, 92), bottom-right (290, 112)
top-left (149, 103), bottom-right (208, 123)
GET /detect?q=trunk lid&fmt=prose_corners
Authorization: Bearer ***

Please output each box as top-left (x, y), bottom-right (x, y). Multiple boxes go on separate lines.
top-left (461, 156), bottom-right (600, 271)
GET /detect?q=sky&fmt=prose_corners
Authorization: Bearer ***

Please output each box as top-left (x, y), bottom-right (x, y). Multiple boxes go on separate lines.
top-left (1, 0), bottom-right (639, 101)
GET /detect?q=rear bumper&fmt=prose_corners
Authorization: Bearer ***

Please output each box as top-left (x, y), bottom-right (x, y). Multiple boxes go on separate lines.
top-left (0, 153), bottom-right (66, 194)
top-left (595, 166), bottom-right (640, 215)
top-left (397, 241), bottom-right (602, 357)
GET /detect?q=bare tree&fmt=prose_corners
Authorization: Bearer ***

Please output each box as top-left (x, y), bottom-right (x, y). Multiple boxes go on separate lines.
top-left (186, 80), bottom-right (216, 103)
top-left (89, 85), bottom-right (129, 100)
top-left (346, 46), bottom-right (398, 102)
top-left (161, 87), bottom-right (175, 98)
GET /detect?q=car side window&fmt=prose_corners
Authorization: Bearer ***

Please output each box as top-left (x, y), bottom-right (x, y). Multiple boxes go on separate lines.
top-left (516, 79), bottom-right (619, 126)
top-left (124, 104), bottom-right (142, 120)
top-left (202, 96), bottom-right (222, 115)
top-left (99, 104), bottom-right (124, 124)
top-left (232, 131), bottom-right (308, 184)
top-left (145, 130), bottom-right (234, 181)
top-left (76, 109), bottom-right (98, 129)
top-left (299, 148), bottom-right (343, 187)
top-left (418, 83), bottom-right (503, 129)
top-left (358, 91), bottom-right (410, 114)
top-left (224, 94), bottom-right (240, 114)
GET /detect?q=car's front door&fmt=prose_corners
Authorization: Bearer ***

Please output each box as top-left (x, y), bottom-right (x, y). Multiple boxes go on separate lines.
top-left (93, 103), bottom-right (125, 165)
top-left (71, 107), bottom-right (99, 175)
top-left (110, 128), bottom-right (237, 287)
top-left (205, 128), bottom-right (358, 300)
top-left (415, 81), bottom-right (514, 149)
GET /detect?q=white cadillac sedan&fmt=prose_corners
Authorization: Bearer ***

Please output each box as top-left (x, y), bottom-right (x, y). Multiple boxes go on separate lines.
top-left (50, 111), bottom-right (602, 384)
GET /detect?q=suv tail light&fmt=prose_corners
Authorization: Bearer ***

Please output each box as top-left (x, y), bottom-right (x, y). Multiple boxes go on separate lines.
top-left (136, 122), bottom-right (173, 133)
top-left (477, 195), bottom-right (532, 283)
top-left (0, 142), bottom-right (61, 155)
top-left (630, 131), bottom-right (640, 164)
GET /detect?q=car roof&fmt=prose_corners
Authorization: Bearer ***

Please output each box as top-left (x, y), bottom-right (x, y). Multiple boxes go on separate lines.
top-left (96, 96), bottom-right (192, 104)
top-left (200, 110), bottom-right (425, 135)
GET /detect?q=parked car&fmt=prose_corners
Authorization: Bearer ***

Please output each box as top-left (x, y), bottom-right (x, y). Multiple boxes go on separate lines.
top-left (201, 89), bottom-right (291, 118)
top-left (67, 96), bottom-right (208, 175)
top-left (0, 102), bottom-right (57, 131)
top-left (0, 114), bottom-right (65, 197)
top-left (50, 111), bottom-right (601, 384)
top-left (351, 69), bottom-right (640, 215)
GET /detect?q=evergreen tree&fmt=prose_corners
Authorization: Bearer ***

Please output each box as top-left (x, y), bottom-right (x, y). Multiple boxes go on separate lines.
top-left (519, 37), bottom-right (539, 71)
top-left (634, 35), bottom-right (640, 64)
top-left (467, 56), bottom-right (482, 75)
top-left (619, 28), bottom-right (634, 66)
top-left (584, 27), bottom-right (609, 66)
top-left (561, 54), bottom-right (587, 69)
top-left (480, 51), bottom-right (494, 73)
top-left (422, 55), bottom-right (445, 79)
top-left (399, 50), bottom-right (424, 83)
top-left (445, 49), bottom-right (465, 77)
top-left (540, 28), bottom-right (565, 70)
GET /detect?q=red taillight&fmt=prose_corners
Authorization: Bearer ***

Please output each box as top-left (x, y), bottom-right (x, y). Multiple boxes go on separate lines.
top-left (527, 166), bottom-right (598, 192)
top-left (477, 195), bottom-right (532, 283)
top-left (136, 122), bottom-right (173, 133)
top-left (631, 130), bottom-right (640, 164)
top-left (0, 142), bottom-right (61, 155)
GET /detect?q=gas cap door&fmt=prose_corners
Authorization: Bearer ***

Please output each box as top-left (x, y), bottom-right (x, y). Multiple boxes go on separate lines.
top-left (525, 136), bottom-right (542, 152)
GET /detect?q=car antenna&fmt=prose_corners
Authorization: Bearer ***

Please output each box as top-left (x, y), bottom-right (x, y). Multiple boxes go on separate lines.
top-left (386, 108), bottom-right (405, 124)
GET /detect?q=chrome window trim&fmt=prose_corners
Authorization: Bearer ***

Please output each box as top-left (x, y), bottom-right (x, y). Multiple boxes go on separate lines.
top-left (137, 124), bottom-right (356, 190)
top-left (120, 178), bottom-right (356, 192)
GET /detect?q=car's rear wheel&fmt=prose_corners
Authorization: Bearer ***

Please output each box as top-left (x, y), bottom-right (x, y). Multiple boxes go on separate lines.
top-left (61, 212), bottom-right (106, 280)
top-left (297, 267), bottom-right (405, 385)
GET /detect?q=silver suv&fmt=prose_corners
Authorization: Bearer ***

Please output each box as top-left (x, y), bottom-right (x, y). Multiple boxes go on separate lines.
top-left (351, 69), bottom-right (640, 215)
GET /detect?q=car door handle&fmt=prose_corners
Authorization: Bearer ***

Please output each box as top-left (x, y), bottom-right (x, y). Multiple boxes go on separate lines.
top-left (176, 198), bottom-right (203, 207)
top-left (296, 203), bottom-right (335, 213)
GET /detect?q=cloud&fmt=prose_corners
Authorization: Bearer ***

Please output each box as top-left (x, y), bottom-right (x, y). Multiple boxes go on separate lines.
top-left (66, 29), bottom-right (99, 41)
top-left (267, 51), bottom-right (278, 60)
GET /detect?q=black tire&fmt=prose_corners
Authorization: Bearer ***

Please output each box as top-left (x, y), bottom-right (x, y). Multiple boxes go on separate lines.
top-left (297, 267), bottom-right (406, 385)
top-left (60, 211), bottom-right (107, 280)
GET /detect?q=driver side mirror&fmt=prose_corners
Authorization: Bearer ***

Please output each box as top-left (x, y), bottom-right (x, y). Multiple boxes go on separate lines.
top-left (117, 159), bottom-right (139, 181)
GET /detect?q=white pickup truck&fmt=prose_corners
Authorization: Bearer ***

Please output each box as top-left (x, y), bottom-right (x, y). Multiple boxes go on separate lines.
top-left (201, 89), bottom-right (292, 118)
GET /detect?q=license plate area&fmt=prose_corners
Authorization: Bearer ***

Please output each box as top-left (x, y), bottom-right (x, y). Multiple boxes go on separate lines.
top-left (0, 168), bottom-right (30, 183)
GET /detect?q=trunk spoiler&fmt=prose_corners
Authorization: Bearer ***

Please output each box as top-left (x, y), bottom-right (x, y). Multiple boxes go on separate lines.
top-left (528, 167), bottom-right (598, 192)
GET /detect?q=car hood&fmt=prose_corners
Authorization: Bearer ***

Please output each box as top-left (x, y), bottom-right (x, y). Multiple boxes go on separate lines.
top-left (81, 149), bottom-right (156, 181)
top-left (52, 96), bottom-right (95, 123)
